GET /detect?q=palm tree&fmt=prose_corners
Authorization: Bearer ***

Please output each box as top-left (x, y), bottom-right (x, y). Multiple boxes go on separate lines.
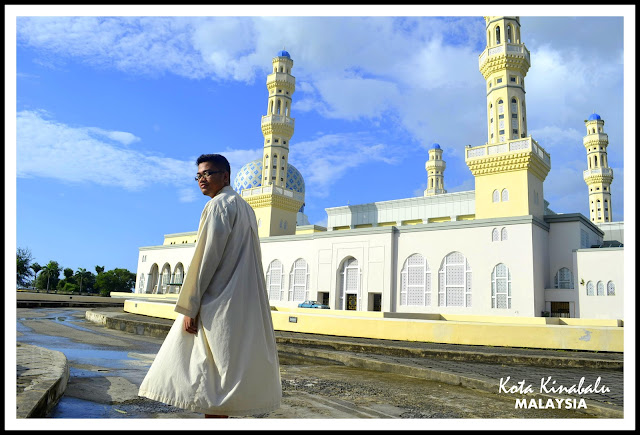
top-left (75, 268), bottom-right (90, 294)
top-left (41, 261), bottom-right (61, 293)
top-left (31, 262), bottom-right (42, 290)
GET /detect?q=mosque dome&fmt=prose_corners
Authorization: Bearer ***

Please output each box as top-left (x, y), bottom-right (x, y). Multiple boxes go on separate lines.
top-left (277, 49), bottom-right (291, 58)
top-left (430, 143), bottom-right (441, 150)
top-left (588, 113), bottom-right (602, 121)
top-left (233, 159), bottom-right (305, 211)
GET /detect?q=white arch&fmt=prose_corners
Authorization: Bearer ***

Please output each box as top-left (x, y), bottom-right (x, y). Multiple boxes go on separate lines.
top-left (438, 251), bottom-right (472, 307)
top-left (491, 263), bottom-right (511, 309)
top-left (400, 253), bottom-right (431, 306)
top-left (338, 257), bottom-right (360, 310)
top-left (266, 259), bottom-right (284, 301)
top-left (289, 258), bottom-right (309, 302)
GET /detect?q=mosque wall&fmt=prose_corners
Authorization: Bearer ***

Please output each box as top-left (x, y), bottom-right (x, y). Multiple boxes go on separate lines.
top-left (573, 247), bottom-right (624, 319)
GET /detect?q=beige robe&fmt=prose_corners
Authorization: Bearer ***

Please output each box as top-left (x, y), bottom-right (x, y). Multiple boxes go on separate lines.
top-left (138, 186), bottom-right (281, 416)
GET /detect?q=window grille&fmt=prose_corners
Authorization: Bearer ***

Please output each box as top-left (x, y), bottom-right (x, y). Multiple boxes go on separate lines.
top-left (139, 274), bottom-right (145, 291)
top-left (596, 281), bottom-right (605, 296)
top-left (400, 254), bottom-right (431, 306)
top-left (492, 228), bottom-right (499, 241)
top-left (501, 189), bottom-right (509, 202)
top-left (501, 227), bottom-right (508, 241)
top-left (266, 260), bottom-right (284, 301)
top-left (492, 190), bottom-right (500, 203)
top-left (554, 267), bottom-right (574, 289)
top-left (339, 258), bottom-right (360, 310)
top-left (586, 281), bottom-right (594, 296)
top-left (491, 263), bottom-right (512, 309)
top-left (289, 258), bottom-right (309, 302)
top-left (607, 281), bottom-right (615, 296)
top-left (438, 252), bottom-right (472, 307)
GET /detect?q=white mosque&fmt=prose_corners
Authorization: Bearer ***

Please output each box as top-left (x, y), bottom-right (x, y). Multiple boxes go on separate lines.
top-left (133, 16), bottom-right (624, 321)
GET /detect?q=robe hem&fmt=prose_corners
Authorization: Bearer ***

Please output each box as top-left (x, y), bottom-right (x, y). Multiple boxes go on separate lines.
top-left (138, 389), bottom-right (281, 417)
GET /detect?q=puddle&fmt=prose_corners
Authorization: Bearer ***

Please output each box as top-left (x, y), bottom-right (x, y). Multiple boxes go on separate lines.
top-left (48, 396), bottom-right (126, 419)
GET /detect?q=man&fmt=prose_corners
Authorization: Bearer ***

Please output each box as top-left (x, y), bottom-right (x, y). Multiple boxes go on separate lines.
top-left (139, 154), bottom-right (282, 418)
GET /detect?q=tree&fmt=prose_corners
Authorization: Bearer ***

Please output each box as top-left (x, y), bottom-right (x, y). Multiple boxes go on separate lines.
top-left (74, 268), bottom-right (92, 294)
top-left (95, 265), bottom-right (105, 275)
top-left (37, 261), bottom-right (62, 292)
top-left (95, 268), bottom-right (136, 297)
top-left (31, 262), bottom-right (42, 289)
top-left (17, 247), bottom-right (34, 287)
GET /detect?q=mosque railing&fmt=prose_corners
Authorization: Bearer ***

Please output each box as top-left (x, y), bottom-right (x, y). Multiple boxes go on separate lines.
top-left (241, 185), bottom-right (304, 202)
top-left (262, 114), bottom-right (295, 127)
top-left (479, 43), bottom-right (530, 69)
top-left (583, 168), bottom-right (613, 178)
top-left (466, 137), bottom-right (550, 166)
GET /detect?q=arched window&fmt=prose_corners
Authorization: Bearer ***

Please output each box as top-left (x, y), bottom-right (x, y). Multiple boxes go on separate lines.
top-left (148, 263), bottom-right (159, 294)
top-left (161, 264), bottom-right (171, 294)
top-left (438, 252), bottom-right (472, 307)
top-left (289, 258), bottom-right (309, 302)
top-left (266, 260), bottom-right (284, 301)
top-left (172, 263), bottom-right (184, 294)
top-left (507, 25), bottom-right (512, 43)
top-left (496, 26), bottom-right (501, 44)
top-left (276, 100), bottom-right (281, 115)
top-left (493, 189), bottom-right (500, 203)
top-left (400, 254), bottom-right (431, 306)
top-left (586, 281), bottom-right (594, 296)
top-left (501, 227), bottom-right (508, 240)
top-left (554, 267), bottom-right (574, 289)
top-left (501, 189), bottom-right (509, 202)
top-left (339, 257), bottom-right (360, 310)
top-left (607, 281), bottom-right (615, 296)
top-left (492, 228), bottom-right (500, 242)
top-left (491, 263), bottom-right (511, 309)
top-left (596, 281), bottom-right (605, 296)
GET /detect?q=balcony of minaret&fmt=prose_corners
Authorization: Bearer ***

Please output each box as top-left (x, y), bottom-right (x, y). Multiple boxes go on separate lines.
top-left (583, 132), bottom-right (609, 147)
top-left (583, 167), bottom-right (613, 183)
top-left (267, 72), bottom-right (296, 89)
top-left (479, 43), bottom-right (530, 76)
top-left (261, 114), bottom-right (295, 137)
top-left (465, 136), bottom-right (550, 179)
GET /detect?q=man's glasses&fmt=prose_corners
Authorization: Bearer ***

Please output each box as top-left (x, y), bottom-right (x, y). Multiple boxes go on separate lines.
top-left (195, 170), bottom-right (224, 181)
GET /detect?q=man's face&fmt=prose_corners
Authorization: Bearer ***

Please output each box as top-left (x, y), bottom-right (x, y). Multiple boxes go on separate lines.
top-left (197, 161), bottom-right (229, 198)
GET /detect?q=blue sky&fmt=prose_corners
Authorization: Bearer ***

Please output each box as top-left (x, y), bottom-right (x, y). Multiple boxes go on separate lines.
top-left (7, 5), bottom-right (635, 277)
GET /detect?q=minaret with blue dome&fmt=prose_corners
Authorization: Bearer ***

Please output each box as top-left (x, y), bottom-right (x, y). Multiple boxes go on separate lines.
top-left (234, 49), bottom-right (305, 237)
top-left (424, 143), bottom-right (446, 196)
top-left (583, 112), bottom-right (613, 223)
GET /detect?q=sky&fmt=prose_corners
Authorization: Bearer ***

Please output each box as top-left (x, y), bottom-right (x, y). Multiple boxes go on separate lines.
top-left (7, 5), bottom-right (635, 278)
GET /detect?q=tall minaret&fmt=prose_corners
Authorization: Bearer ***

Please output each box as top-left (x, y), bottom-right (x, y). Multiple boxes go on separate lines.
top-left (583, 113), bottom-right (614, 223)
top-left (243, 49), bottom-right (304, 238)
top-left (262, 50), bottom-right (295, 189)
top-left (466, 16), bottom-right (550, 220)
top-left (480, 16), bottom-right (529, 144)
top-left (424, 143), bottom-right (446, 196)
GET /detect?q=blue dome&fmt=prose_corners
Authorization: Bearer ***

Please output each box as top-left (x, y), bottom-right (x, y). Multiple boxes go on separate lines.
top-left (588, 113), bottom-right (601, 121)
top-left (277, 50), bottom-right (291, 58)
top-left (233, 159), bottom-right (305, 212)
top-left (430, 143), bottom-right (441, 150)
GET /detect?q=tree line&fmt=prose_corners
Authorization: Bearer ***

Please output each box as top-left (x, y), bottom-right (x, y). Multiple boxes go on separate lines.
top-left (17, 247), bottom-right (136, 297)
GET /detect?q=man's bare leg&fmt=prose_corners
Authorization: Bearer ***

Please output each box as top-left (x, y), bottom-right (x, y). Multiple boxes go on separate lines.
top-left (205, 414), bottom-right (228, 418)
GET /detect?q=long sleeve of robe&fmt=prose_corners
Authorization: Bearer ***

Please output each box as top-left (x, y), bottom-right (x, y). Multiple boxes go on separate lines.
top-left (138, 186), bottom-right (282, 416)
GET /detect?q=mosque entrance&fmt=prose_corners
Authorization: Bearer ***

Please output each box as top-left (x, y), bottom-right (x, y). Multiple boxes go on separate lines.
top-left (550, 302), bottom-right (571, 318)
top-left (346, 294), bottom-right (358, 310)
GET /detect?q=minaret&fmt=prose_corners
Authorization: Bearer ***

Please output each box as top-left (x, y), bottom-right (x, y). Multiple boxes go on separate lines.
top-left (466, 16), bottom-right (550, 220)
top-left (583, 113), bottom-right (613, 223)
top-left (480, 17), bottom-right (529, 144)
top-left (243, 50), bottom-right (304, 237)
top-left (424, 143), bottom-right (446, 196)
top-left (262, 50), bottom-right (295, 189)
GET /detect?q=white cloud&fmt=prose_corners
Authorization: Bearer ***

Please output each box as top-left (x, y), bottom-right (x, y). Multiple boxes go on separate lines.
top-left (17, 110), bottom-right (210, 201)
top-left (289, 132), bottom-right (401, 198)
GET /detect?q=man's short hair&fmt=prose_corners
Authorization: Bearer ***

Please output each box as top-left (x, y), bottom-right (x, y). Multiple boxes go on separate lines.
top-left (196, 154), bottom-right (231, 176)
